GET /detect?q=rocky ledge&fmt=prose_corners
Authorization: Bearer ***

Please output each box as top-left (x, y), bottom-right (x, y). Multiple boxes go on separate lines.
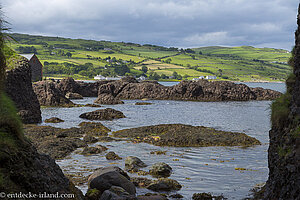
top-left (113, 124), bottom-right (261, 147)
top-left (24, 122), bottom-right (110, 159)
top-left (94, 78), bottom-right (281, 104)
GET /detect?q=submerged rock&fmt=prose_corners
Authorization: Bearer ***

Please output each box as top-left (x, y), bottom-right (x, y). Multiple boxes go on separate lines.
top-left (79, 108), bottom-right (126, 120)
top-left (44, 117), bottom-right (64, 123)
top-left (135, 102), bottom-right (152, 105)
top-left (113, 124), bottom-right (261, 147)
top-left (149, 162), bottom-right (172, 178)
top-left (137, 194), bottom-right (168, 200)
top-left (106, 151), bottom-right (122, 160)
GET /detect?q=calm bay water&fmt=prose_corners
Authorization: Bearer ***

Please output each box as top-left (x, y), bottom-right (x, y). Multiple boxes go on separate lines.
top-left (41, 82), bottom-right (285, 199)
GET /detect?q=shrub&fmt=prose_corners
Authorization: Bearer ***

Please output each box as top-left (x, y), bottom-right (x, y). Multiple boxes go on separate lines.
top-left (271, 92), bottom-right (291, 128)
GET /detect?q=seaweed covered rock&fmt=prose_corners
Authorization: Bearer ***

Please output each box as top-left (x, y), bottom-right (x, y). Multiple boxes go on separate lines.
top-left (23, 123), bottom-right (110, 159)
top-left (113, 124), bottom-right (261, 147)
top-left (81, 145), bottom-right (108, 155)
top-left (149, 162), bottom-right (172, 178)
top-left (5, 57), bottom-right (41, 123)
top-left (79, 108), bottom-right (126, 120)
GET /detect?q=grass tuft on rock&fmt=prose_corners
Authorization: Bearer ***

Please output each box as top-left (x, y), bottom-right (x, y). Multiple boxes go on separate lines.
top-left (271, 92), bottom-right (291, 128)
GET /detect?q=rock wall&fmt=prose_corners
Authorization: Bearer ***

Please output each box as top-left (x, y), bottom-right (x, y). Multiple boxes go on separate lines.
top-left (5, 57), bottom-right (41, 124)
top-left (264, 4), bottom-right (300, 200)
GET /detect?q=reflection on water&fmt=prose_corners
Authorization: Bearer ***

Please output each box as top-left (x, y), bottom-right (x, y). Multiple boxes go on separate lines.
top-left (42, 82), bottom-right (285, 199)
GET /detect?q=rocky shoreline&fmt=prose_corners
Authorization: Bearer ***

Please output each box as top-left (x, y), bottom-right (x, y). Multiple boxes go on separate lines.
top-left (30, 77), bottom-right (281, 107)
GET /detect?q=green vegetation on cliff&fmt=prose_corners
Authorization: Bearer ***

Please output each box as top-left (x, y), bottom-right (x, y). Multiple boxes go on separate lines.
top-left (6, 33), bottom-right (291, 82)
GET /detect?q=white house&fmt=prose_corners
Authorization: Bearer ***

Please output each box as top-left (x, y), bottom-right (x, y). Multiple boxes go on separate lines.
top-left (205, 76), bottom-right (217, 80)
top-left (138, 76), bottom-right (146, 81)
top-left (199, 76), bottom-right (205, 79)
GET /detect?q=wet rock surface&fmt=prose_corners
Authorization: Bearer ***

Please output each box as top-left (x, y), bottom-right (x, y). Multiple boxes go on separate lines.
top-left (131, 177), bottom-right (181, 192)
top-left (44, 117), bottom-right (64, 123)
top-left (79, 108), bottom-right (126, 120)
top-left (5, 57), bottom-right (42, 123)
top-left (113, 124), bottom-right (261, 147)
top-left (135, 102), bottom-right (153, 105)
top-left (192, 192), bottom-right (226, 200)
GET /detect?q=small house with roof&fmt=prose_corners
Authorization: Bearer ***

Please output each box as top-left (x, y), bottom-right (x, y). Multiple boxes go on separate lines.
top-left (20, 54), bottom-right (43, 82)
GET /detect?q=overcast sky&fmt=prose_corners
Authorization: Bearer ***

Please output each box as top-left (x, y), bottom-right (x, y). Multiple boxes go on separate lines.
top-left (1, 0), bottom-right (298, 50)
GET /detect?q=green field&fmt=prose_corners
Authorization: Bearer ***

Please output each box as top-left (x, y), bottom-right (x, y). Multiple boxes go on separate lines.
top-left (6, 33), bottom-right (292, 82)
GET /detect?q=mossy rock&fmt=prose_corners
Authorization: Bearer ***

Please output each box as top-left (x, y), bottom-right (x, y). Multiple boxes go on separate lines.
top-left (113, 124), bottom-right (261, 147)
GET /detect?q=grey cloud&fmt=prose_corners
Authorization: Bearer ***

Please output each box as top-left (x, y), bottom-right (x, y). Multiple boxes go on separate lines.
top-left (2, 0), bottom-right (298, 50)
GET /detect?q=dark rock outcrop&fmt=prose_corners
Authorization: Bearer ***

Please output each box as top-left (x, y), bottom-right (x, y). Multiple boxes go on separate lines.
top-left (263, 5), bottom-right (300, 200)
top-left (79, 108), bottom-right (126, 120)
top-left (95, 79), bottom-right (281, 103)
top-left (113, 124), bottom-right (261, 147)
top-left (5, 57), bottom-right (41, 123)
top-left (57, 77), bottom-right (111, 97)
top-left (33, 80), bottom-right (75, 106)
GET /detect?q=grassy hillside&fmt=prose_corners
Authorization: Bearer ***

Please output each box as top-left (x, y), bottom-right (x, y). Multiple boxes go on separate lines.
top-left (6, 33), bottom-right (291, 82)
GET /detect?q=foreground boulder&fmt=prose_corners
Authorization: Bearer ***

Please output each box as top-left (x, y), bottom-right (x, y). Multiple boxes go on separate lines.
top-left (95, 78), bottom-right (281, 103)
top-left (88, 167), bottom-right (136, 195)
top-left (79, 108), bottom-right (126, 120)
top-left (113, 124), bottom-right (261, 147)
top-left (131, 177), bottom-right (181, 192)
top-left (5, 57), bottom-right (41, 123)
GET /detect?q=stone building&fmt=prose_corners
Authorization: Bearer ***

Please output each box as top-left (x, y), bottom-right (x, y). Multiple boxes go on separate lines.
top-left (20, 54), bottom-right (43, 81)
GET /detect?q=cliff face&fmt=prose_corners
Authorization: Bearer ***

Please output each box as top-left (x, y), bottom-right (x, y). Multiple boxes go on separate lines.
top-left (264, 5), bottom-right (300, 200)
top-left (5, 57), bottom-right (41, 123)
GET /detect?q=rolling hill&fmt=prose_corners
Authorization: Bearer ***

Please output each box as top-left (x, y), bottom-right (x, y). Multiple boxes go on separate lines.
top-left (6, 33), bottom-right (291, 82)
